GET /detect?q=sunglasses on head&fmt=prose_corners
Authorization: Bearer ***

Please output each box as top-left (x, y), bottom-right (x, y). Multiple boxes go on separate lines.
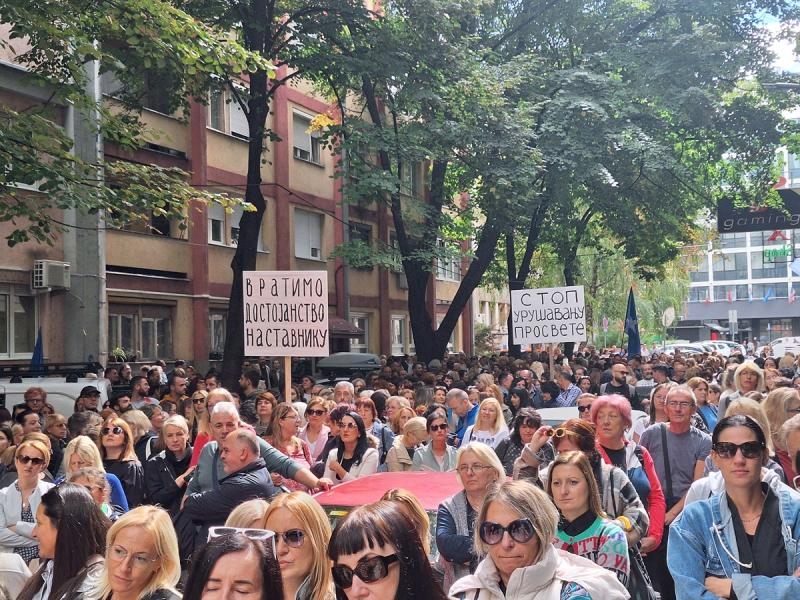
top-left (547, 427), bottom-right (577, 439)
top-left (713, 441), bottom-right (765, 460)
top-left (17, 455), bottom-right (45, 466)
top-left (479, 518), bottom-right (536, 545)
top-left (332, 554), bottom-right (399, 589)
top-left (208, 526), bottom-right (275, 542)
top-left (306, 409), bottom-right (326, 417)
top-left (101, 426), bottom-right (124, 436)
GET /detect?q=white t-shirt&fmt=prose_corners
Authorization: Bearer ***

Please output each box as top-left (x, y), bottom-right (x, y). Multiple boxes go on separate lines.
top-left (462, 425), bottom-right (509, 449)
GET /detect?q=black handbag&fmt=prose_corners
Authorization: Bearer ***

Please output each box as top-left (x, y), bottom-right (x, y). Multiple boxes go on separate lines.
top-left (628, 545), bottom-right (660, 600)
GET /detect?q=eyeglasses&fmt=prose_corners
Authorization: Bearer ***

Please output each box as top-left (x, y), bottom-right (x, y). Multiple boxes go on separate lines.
top-left (666, 401), bottom-right (692, 409)
top-left (108, 545), bottom-right (158, 569)
top-left (307, 409), bottom-right (326, 417)
top-left (479, 518), bottom-right (536, 545)
top-left (547, 427), bottom-right (577, 439)
top-left (338, 422), bottom-right (358, 430)
top-left (16, 455), bottom-right (45, 466)
top-left (281, 414), bottom-right (300, 421)
top-left (429, 423), bottom-right (448, 432)
top-left (577, 405), bottom-right (592, 413)
top-left (457, 463), bottom-right (490, 474)
top-left (713, 441), bottom-right (765, 460)
top-left (208, 526), bottom-right (275, 542)
top-left (332, 554), bottom-right (399, 589)
top-left (101, 426), bottom-right (124, 436)
top-left (274, 529), bottom-right (305, 548)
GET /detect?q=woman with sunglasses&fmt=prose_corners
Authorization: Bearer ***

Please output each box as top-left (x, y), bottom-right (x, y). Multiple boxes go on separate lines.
top-left (411, 412), bottom-right (457, 472)
top-left (494, 408), bottom-right (541, 476)
top-left (299, 397), bottom-right (331, 463)
top-left (0, 439), bottom-right (54, 564)
top-left (450, 479), bottom-right (629, 600)
top-left (183, 530), bottom-right (284, 600)
top-left (17, 483), bottom-right (109, 600)
top-left (547, 451), bottom-right (630, 585)
top-left (262, 491), bottom-right (335, 600)
top-left (144, 415), bottom-right (195, 518)
top-left (329, 500), bottom-right (447, 600)
top-left (184, 390), bottom-right (207, 441)
top-left (322, 412), bottom-right (378, 483)
top-left (437, 442), bottom-right (505, 591)
top-left (668, 414), bottom-right (800, 599)
top-left (100, 418), bottom-right (145, 507)
top-left (267, 404), bottom-right (313, 491)
top-left (90, 505), bottom-right (181, 600)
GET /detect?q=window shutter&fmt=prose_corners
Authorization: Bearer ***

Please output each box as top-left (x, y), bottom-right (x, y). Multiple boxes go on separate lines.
top-left (230, 98), bottom-right (249, 139)
top-left (295, 210), bottom-right (310, 258)
top-left (293, 115), bottom-right (312, 154)
top-left (310, 212), bottom-right (322, 259)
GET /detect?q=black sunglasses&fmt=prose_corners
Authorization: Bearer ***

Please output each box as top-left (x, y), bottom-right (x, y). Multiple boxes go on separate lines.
top-left (332, 554), bottom-right (398, 589)
top-left (275, 529), bottom-right (305, 547)
top-left (713, 441), bottom-right (765, 460)
top-left (192, 397), bottom-right (205, 404)
top-left (101, 426), bottom-right (124, 436)
top-left (577, 404), bottom-right (592, 413)
top-left (306, 409), bottom-right (326, 417)
top-left (479, 518), bottom-right (535, 545)
top-left (429, 423), bottom-right (448, 432)
top-left (17, 455), bottom-right (46, 466)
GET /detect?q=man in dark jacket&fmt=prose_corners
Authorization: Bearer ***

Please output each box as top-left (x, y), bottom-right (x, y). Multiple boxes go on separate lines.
top-left (182, 428), bottom-right (277, 537)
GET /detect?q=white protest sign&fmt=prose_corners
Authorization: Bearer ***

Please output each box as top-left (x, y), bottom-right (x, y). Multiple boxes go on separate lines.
top-left (243, 271), bottom-right (330, 357)
top-left (510, 285), bottom-right (587, 345)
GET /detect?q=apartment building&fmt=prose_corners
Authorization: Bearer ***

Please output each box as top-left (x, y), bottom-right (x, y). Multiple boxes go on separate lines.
top-left (0, 51), bottom-right (474, 366)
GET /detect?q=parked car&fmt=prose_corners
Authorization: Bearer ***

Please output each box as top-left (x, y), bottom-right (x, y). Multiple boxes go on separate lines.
top-left (757, 337), bottom-right (800, 358)
top-left (0, 377), bottom-right (108, 417)
top-left (315, 352), bottom-right (382, 384)
top-left (314, 471), bottom-right (462, 562)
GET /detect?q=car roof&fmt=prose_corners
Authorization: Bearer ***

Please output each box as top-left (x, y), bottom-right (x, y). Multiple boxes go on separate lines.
top-left (314, 471), bottom-right (462, 512)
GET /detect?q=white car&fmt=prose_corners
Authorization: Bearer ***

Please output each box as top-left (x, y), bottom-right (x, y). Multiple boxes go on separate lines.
top-left (757, 337), bottom-right (800, 358)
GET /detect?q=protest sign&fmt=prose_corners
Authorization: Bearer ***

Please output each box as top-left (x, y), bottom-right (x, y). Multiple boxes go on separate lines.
top-left (243, 271), bottom-right (330, 356)
top-left (510, 285), bottom-right (587, 345)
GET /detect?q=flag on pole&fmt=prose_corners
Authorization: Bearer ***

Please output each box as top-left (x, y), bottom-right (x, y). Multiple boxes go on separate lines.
top-left (726, 290), bottom-right (733, 303)
top-left (624, 287), bottom-right (641, 357)
top-left (763, 287), bottom-right (774, 302)
top-left (30, 326), bottom-right (43, 376)
top-left (790, 288), bottom-right (797, 304)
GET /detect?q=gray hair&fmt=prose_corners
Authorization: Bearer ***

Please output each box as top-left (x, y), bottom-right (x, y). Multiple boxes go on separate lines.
top-left (446, 389), bottom-right (468, 404)
top-left (474, 480), bottom-right (558, 561)
top-left (779, 413), bottom-right (800, 448)
top-left (211, 401), bottom-right (239, 419)
top-left (456, 442), bottom-right (505, 488)
top-left (334, 381), bottom-right (355, 396)
top-left (666, 385), bottom-right (697, 406)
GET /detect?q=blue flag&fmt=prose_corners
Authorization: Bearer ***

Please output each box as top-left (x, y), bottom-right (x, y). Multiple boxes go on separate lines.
top-left (30, 326), bottom-right (43, 376)
top-left (624, 288), bottom-right (641, 357)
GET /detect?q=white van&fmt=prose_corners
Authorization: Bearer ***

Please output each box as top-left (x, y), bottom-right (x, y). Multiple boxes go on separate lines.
top-left (1, 378), bottom-right (109, 418)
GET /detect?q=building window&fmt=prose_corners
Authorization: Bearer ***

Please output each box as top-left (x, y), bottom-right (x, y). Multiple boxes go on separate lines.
top-left (208, 86), bottom-right (249, 139)
top-left (750, 251), bottom-right (787, 279)
top-left (753, 230), bottom-right (792, 247)
top-left (391, 315), bottom-right (406, 355)
top-left (688, 287), bottom-right (709, 303)
top-left (229, 87), bottom-right (249, 140)
top-left (690, 255), bottom-right (710, 282)
top-left (209, 311), bottom-right (226, 354)
top-left (713, 285), bottom-right (748, 302)
top-left (208, 202), bottom-right (225, 244)
top-left (350, 313), bottom-right (369, 353)
top-left (108, 305), bottom-right (174, 360)
top-left (766, 318), bottom-right (793, 338)
top-left (292, 112), bottom-right (322, 165)
top-left (349, 223), bottom-right (373, 270)
top-left (712, 252), bottom-right (747, 281)
top-left (209, 89), bottom-right (225, 131)
top-left (718, 232), bottom-right (747, 249)
top-left (400, 162), bottom-right (420, 197)
top-left (294, 209), bottom-right (323, 260)
top-left (143, 70), bottom-right (173, 114)
top-left (436, 239), bottom-right (461, 281)
top-left (0, 288), bottom-right (36, 357)
top-left (752, 284), bottom-right (788, 300)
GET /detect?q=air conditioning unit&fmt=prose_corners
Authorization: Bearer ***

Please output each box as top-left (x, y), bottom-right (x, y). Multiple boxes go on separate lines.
top-left (32, 260), bottom-right (71, 290)
top-left (397, 272), bottom-right (409, 290)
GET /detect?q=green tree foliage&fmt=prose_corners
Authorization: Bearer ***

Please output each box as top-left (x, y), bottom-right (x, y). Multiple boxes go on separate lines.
top-left (0, 0), bottom-right (270, 246)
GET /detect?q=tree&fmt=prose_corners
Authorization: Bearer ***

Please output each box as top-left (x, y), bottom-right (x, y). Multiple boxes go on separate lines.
top-left (0, 0), bottom-right (269, 246)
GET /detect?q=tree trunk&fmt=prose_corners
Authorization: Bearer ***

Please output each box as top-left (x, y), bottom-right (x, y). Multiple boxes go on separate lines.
top-left (505, 230), bottom-right (522, 358)
top-left (221, 67), bottom-right (270, 389)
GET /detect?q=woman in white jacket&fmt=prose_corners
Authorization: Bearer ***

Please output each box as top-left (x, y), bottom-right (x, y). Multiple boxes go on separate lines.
top-left (449, 480), bottom-right (629, 600)
top-left (323, 412), bottom-right (378, 483)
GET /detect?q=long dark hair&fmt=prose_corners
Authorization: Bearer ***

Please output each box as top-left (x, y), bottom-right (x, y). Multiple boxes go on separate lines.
top-left (510, 407), bottom-right (541, 445)
top-left (335, 412), bottom-right (369, 466)
top-left (17, 484), bottom-right (109, 600)
top-left (508, 387), bottom-right (531, 416)
top-left (712, 414), bottom-right (768, 448)
top-left (182, 533), bottom-right (284, 600)
top-left (328, 501), bottom-right (447, 600)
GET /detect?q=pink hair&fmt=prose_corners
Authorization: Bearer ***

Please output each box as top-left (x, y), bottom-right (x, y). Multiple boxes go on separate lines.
top-left (589, 394), bottom-right (632, 430)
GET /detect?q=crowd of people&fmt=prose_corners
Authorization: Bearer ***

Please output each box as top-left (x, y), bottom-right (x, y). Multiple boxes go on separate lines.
top-left (0, 344), bottom-right (799, 599)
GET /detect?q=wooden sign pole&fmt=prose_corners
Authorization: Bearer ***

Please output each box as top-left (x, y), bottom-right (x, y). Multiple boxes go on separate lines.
top-left (284, 355), bottom-right (292, 403)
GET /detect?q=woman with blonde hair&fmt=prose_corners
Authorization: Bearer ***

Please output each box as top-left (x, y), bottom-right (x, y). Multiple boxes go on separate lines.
top-left (263, 491), bottom-right (334, 600)
top-left (144, 415), bottom-right (194, 517)
top-left (547, 451), bottom-right (629, 585)
top-left (299, 397), bottom-right (331, 463)
top-left (762, 386), bottom-right (800, 480)
top-left (382, 488), bottom-right (431, 555)
top-left (90, 505), bottom-right (181, 600)
top-left (60, 435), bottom-right (129, 510)
top-left (718, 361), bottom-right (765, 417)
top-left (0, 439), bottom-right (54, 563)
top-left (385, 417), bottom-right (428, 472)
top-left (68, 467), bottom-right (124, 521)
top-left (184, 389), bottom-right (208, 440)
top-left (390, 405), bottom-right (417, 435)
top-left (121, 410), bottom-right (158, 465)
top-left (224, 498), bottom-right (269, 529)
top-left (100, 418), bottom-right (145, 507)
top-left (461, 397), bottom-right (509, 449)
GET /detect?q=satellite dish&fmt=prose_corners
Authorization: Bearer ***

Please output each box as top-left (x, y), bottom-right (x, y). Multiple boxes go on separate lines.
top-left (662, 307), bottom-right (676, 328)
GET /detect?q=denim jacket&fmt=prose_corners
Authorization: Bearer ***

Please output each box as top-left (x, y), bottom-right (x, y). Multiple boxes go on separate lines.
top-left (667, 477), bottom-right (800, 600)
